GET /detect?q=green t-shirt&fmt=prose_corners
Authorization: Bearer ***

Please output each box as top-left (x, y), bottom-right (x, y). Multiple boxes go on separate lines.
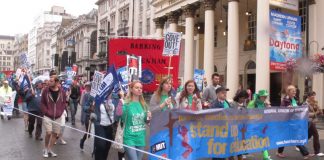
top-left (188, 95), bottom-right (193, 106)
top-left (160, 94), bottom-right (172, 111)
top-left (122, 102), bottom-right (147, 146)
top-left (291, 98), bottom-right (298, 107)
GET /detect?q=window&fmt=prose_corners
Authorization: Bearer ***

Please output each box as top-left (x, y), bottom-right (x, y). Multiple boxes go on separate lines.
top-left (111, 13), bottom-right (116, 31)
top-left (3, 62), bottom-right (5, 66)
top-left (7, 62), bottom-right (10, 66)
top-left (299, 0), bottom-right (307, 32)
top-left (214, 26), bottom-right (217, 47)
top-left (7, 57), bottom-right (10, 60)
top-left (139, 22), bottom-right (142, 36)
top-left (248, 14), bottom-right (257, 41)
top-left (0, 57), bottom-right (2, 60)
top-left (146, 18), bottom-right (150, 35)
top-left (47, 50), bottom-right (50, 55)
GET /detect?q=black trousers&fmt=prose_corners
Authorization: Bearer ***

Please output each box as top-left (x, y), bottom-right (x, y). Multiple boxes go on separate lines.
top-left (28, 111), bottom-right (42, 138)
top-left (94, 124), bottom-right (113, 160)
top-left (81, 115), bottom-right (90, 141)
top-left (309, 121), bottom-right (321, 154)
top-left (278, 145), bottom-right (309, 156)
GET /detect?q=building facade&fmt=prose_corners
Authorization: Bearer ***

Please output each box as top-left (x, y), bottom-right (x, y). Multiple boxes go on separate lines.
top-left (13, 34), bottom-right (28, 70)
top-left (60, 9), bottom-right (98, 81)
top-left (28, 6), bottom-right (73, 74)
top-left (151, 0), bottom-right (324, 108)
top-left (0, 35), bottom-right (15, 72)
top-left (35, 22), bottom-right (61, 74)
top-left (95, 0), bottom-right (156, 69)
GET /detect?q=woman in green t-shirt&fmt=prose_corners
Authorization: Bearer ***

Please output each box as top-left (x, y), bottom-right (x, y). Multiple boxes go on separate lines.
top-left (119, 81), bottom-right (152, 160)
top-left (149, 77), bottom-right (176, 113)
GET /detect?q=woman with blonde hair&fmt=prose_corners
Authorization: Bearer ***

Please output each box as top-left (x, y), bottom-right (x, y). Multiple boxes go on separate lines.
top-left (175, 80), bottom-right (202, 111)
top-left (116, 81), bottom-right (152, 160)
top-left (150, 77), bottom-right (175, 113)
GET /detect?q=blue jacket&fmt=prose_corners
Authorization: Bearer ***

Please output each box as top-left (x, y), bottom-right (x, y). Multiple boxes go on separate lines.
top-left (210, 98), bottom-right (232, 109)
top-left (80, 92), bottom-right (94, 125)
top-left (25, 88), bottom-right (42, 112)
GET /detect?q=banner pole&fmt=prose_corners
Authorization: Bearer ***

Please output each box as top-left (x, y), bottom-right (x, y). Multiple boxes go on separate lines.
top-left (167, 55), bottom-right (172, 76)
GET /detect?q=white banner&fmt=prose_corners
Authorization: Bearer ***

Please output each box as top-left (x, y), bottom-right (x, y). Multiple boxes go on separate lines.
top-left (270, 0), bottom-right (299, 11)
top-left (163, 32), bottom-right (181, 56)
top-left (90, 71), bottom-right (104, 97)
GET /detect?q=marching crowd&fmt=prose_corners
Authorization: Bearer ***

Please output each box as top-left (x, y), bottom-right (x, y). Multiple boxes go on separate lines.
top-left (0, 71), bottom-right (323, 160)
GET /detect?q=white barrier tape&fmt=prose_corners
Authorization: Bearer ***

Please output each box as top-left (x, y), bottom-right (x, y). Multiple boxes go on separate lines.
top-left (9, 107), bottom-right (170, 160)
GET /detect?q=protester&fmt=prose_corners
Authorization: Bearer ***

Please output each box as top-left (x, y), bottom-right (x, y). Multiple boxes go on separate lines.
top-left (304, 91), bottom-right (324, 157)
top-left (305, 91), bottom-right (324, 156)
top-left (93, 96), bottom-right (115, 160)
top-left (114, 90), bottom-right (126, 160)
top-left (69, 80), bottom-right (81, 125)
top-left (0, 80), bottom-right (13, 120)
top-left (247, 90), bottom-right (272, 160)
top-left (150, 77), bottom-right (175, 113)
top-left (231, 90), bottom-right (249, 109)
top-left (175, 80), bottom-right (202, 111)
top-left (210, 86), bottom-right (231, 109)
top-left (79, 82), bottom-right (94, 150)
top-left (176, 78), bottom-right (183, 93)
top-left (41, 74), bottom-right (67, 158)
top-left (276, 85), bottom-right (314, 159)
top-left (25, 80), bottom-right (43, 140)
top-left (12, 78), bottom-right (20, 117)
top-left (21, 86), bottom-right (29, 131)
top-left (202, 73), bottom-right (221, 107)
top-left (116, 81), bottom-right (152, 160)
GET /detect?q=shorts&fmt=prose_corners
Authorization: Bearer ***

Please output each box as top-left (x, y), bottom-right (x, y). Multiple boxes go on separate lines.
top-left (43, 116), bottom-right (62, 134)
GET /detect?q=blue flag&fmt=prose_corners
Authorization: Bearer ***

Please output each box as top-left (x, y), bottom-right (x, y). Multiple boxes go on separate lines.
top-left (95, 65), bottom-right (119, 105)
top-left (20, 75), bottom-right (31, 91)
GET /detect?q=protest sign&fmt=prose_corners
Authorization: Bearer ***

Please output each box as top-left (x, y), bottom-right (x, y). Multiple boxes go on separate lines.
top-left (19, 53), bottom-right (30, 68)
top-left (149, 107), bottom-right (308, 159)
top-left (194, 69), bottom-right (205, 91)
top-left (126, 55), bottom-right (142, 80)
top-left (270, 10), bottom-right (302, 70)
top-left (117, 66), bottom-right (129, 92)
top-left (163, 32), bottom-right (181, 56)
top-left (90, 71), bottom-right (105, 97)
top-left (109, 38), bottom-right (180, 92)
top-left (95, 65), bottom-right (118, 105)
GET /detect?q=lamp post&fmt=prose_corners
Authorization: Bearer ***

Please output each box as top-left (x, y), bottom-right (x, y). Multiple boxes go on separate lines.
top-left (86, 41), bottom-right (91, 81)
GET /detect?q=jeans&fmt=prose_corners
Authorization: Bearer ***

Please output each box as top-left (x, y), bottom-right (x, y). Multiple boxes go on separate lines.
top-left (28, 111), bottom-right (42, 138)
top-left (278, 145), bottom-right (309, 156)
top-left (81, 115), bottom-right (90, 142)
top-left (69, 98), bottom-right (78, 124)
top-left (309, 121), bottom-right (321, 154)
top-left (94, 124), bottom-right (113, 160)
top-left (124, 146), bottom-right (144, 160)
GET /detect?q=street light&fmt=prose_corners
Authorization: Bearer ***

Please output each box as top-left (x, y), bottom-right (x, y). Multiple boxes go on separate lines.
top-left (86, 41), bottom-right (91, 81)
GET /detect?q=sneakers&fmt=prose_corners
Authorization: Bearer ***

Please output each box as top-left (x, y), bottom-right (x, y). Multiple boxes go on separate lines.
top-left (43, 149), bottom-right (49, 158)
top-left (48, 150), bottom-right (57, 157)
top-left (317, 153), bottom-right (324, 157)
top-left (295, 147), bottom-right (300, 152)
top-left (60, 139), bottom-right (67, 145)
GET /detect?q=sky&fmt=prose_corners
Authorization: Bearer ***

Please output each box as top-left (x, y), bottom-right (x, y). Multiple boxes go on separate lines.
top-left (0, 0), bottom-right (97, 36)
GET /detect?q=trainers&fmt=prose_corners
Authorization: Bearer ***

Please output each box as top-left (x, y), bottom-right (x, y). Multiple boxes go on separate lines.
top-left (43, 149), bottom-right (49, 158)
top-left (317, 153), bottom-right (324, 157)
top-left (60, 139), bottom-right (67, 145)
top-left (48, 150), bottom-right (57, 157)
top-left (295, 147), bottom-right (300, 152)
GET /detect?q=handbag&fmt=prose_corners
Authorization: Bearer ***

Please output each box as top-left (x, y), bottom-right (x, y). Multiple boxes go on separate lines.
top-left (111, 105), bottom-right (127, 153)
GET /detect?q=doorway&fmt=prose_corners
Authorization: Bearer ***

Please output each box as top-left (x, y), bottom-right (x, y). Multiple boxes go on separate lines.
top-left (270, 73), bottom-right (282, 106)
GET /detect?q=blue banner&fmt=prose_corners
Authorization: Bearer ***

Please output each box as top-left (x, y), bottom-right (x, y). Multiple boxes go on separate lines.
top-left (95, 65), bottom-right (119, 105)
top-left (193, 69), bottom-right (205, 91)
top-left (149, 107), bottom-right (308, 159)
top-left (117, 66), bottom-right (129, 92)
top-left (270, 10), bottom-right (302, 70)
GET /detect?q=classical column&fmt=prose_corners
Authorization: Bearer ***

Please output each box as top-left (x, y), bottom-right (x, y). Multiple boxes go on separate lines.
top-left (203, 0), bottom-right (216, 86)
top-left (154, 17), bottom-right (166, 38)
top-left (255, 0), bottom-right (270, 93)
top-left (133, 0), bottom-right (140, 36)
top-left (226, 0), bottom-right (240, 99)
top-left (183, 4), bottom-right (197, 82)
top-left (167, 11), bottom-right (180, 32)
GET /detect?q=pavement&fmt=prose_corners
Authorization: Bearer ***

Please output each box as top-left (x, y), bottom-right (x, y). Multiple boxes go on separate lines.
top-left (1, 110), bottom-right (324, 160)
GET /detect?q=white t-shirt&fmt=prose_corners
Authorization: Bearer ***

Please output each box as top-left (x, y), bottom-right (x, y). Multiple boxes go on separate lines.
top-left (99, 101), bottom-right (114, 126)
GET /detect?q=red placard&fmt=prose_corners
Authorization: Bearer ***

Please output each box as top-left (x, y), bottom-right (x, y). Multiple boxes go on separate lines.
top-left (108, 38), bottom-right (180, 93)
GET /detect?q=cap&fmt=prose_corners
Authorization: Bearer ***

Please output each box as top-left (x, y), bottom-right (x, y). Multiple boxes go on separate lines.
top-left (215, 86), bottom-right (229, 94)
top-left (257, 90), bottom-right (269, 97)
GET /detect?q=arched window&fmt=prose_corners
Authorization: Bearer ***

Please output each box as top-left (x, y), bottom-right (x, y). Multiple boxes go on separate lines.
top-left (90, 31), bottom-right (97, 58)
top-left (246, 61), bottom-right (256, 70)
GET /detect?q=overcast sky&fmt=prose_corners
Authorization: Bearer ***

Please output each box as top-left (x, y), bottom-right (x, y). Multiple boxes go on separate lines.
top-left (0, 0), bottom-right (97, 36)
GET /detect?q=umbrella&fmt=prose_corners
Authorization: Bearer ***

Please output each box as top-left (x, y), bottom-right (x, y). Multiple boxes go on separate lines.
top-left (32, 75), bottom-right (49, 84)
